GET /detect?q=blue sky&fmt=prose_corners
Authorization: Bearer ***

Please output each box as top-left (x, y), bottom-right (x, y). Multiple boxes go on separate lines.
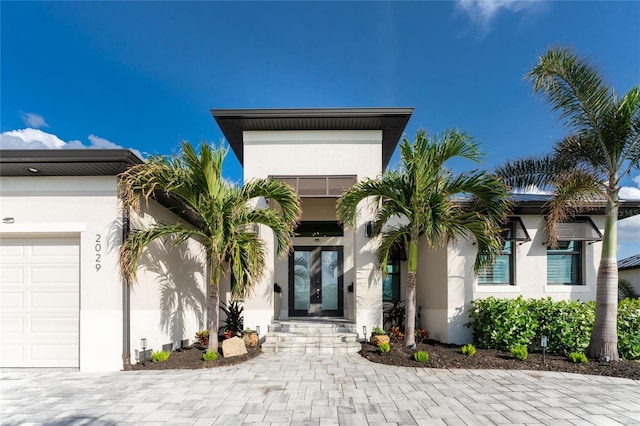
top-left (1, 1), bottom-right (639, 258)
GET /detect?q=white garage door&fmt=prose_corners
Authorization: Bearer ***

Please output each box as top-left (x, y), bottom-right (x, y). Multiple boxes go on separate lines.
top-left (0, 235), bottom-right (80, 367)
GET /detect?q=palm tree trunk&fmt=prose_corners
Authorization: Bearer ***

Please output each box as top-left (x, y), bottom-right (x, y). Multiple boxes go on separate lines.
top-left (207, 261), bottom-right (220, 353)
top-left (404, 240), bottom-right (418, 347)
top-left (587, 197), bottom-right (620, 361)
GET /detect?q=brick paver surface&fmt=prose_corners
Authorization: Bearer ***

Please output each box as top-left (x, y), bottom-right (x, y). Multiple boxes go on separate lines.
top-left (1, 352), bottom-right (638, 425)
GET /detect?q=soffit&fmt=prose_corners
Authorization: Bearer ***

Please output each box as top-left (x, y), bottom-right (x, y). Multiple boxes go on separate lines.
top-left (211, 107), bottom-right (414, 168)
top-left (0, 149), bottom-right (143, 176)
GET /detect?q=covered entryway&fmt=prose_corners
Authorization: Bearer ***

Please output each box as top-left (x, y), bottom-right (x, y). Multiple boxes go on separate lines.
top-left (289, 246), bottom-right (343, 317)
top-left (0, 235), bottom-right (80, 367)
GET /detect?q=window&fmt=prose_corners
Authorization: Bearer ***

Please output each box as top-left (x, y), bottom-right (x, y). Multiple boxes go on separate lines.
top-left (478, 218), bottom-right (529, 285)
top-left (547, 241), bottom-right (583, 285)
top-left (478, 239), bottom-right (513, 285)
top-left (383, 259), bottom-right (400, 301)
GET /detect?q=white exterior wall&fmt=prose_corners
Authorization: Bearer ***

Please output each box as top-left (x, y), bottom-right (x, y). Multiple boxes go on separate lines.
top-left (0, 176), bottom-right (123, 372)
top-left (619, 268), bottom-right (640, 295)
top-left (443, 214), bottom-right (604, 344)
top-left (242, 130), bottom-right (383, 338)
top-left (128, 200), bottom-right (208, 363)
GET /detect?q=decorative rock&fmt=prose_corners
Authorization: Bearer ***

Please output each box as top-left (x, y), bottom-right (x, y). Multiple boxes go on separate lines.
top-left (221, 336), bottom-right (247, 358)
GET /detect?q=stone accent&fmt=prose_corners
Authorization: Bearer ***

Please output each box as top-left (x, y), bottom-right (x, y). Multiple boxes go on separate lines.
top-left (221, 336), bottom-right (247, 358)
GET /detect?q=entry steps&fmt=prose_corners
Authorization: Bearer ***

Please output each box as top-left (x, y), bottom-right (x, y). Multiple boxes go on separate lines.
top-left (261, 320), bottom-right (362, 354)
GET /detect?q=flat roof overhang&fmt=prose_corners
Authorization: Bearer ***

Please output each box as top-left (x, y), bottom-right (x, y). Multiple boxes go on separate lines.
top-left (0, 149), bottom-right (201, 227)
top-left (0, 149), bottom-right (143, 176)
top-left (508, 194), bottom-right (640, 220)
top-left (211, 107), bottom-right (414, 168)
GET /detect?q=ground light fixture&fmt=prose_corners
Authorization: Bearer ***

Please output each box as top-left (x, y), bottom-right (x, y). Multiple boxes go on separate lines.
top-left (141, 338), bottom-right (147, 366)
top-left (362, 326), bottom-right (367, 342)
top-left (256, 325), bottom-right (260, 336)
top-left (541, 336), bottom-right (547, 366)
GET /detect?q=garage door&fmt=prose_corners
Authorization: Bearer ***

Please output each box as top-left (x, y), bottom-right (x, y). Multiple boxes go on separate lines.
top-left (0, 235), bottom-right (80, 367)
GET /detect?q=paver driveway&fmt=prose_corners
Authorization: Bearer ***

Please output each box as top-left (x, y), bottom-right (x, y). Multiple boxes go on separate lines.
top-left (1, 352), bottom-right (638, 425)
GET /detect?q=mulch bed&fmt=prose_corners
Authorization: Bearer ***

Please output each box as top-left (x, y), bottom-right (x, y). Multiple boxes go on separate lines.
top-left (128, 343), bottom-right (261, 371)
top-left (360, 339), bottom-right (640, 380)
top-left (128, 337), bottom-right (639, 381)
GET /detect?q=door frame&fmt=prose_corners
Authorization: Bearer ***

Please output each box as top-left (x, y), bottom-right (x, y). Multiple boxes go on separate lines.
top-left (288, 245), bottom-right (344, 317)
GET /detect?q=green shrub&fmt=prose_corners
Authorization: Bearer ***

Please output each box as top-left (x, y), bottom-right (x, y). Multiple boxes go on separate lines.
top-left (618, 298), bottom-right (640, 360)
top-left (461, 344), bottom-right (476, 356)
top-left (530, 298), bottom-right (594, 354)
top-left (567, 352), bottom-right (588, 363)
top-left (468, 296), bottom-right (640, 359)
top-left (378, 342), bottom-right (391, 353)
top-left (202, 351), bottom-right (219, 361)
top-left (510, 345), bottom-right (528, 360)
top-left (371, 326), bottom-right (385, 335)
top-left (413, 350), bottom-right (429, 363)
top-left (467, 296), bottom-right (538, 350)
top-left (151, 350), bottom-right (170, 363)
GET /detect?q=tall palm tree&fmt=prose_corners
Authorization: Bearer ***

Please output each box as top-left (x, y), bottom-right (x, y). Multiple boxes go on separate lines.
top-left (119, 141), bottom-right (301, 353)
top-left (337, 129), bottom-right (510, 347)
top-left (496, 47), bottom-right (640, 361)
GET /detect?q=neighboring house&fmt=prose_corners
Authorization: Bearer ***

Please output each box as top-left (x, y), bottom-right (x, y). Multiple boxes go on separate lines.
top-left (619, 254), bottom-right (640, 296)
top-left (2, 107), bottom-right (639, 371)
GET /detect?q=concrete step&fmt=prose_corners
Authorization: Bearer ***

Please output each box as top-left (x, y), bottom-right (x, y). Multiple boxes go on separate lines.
top-left (262, 320), bottom-right (361, 354)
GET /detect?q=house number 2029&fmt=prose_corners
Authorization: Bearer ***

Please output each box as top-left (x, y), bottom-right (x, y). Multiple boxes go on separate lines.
top-left (95, 234), bottom-right (102, 271)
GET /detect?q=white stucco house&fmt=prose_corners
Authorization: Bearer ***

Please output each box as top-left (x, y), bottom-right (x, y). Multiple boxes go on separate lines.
top-left (2, 107), bottom-right (639, 371)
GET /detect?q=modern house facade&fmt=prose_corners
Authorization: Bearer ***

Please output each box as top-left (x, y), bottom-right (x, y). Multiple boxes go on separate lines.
top-left (1, 107), bottom-right (639, 371)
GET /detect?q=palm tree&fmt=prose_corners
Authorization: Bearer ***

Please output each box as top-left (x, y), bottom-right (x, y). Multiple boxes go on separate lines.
top-left (337, 129), bottom-right (510, 347)
top-left (119, 141), bottom-right (301, 353)
top-left (496, 47), bottom-right (640, 361)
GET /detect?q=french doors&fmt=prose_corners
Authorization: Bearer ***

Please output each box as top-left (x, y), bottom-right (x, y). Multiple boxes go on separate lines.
top-left (288, 246), bottom-right (343, 317)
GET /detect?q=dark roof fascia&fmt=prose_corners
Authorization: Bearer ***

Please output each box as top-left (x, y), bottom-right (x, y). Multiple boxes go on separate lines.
top-left (618, 254), bottom-right (640, 270)
top-left (456, 194), bottom-right (640, 219)
top-left (211, 107), bottom-right (414, 168)
top-left (0, 149), bottom-right (143, 176)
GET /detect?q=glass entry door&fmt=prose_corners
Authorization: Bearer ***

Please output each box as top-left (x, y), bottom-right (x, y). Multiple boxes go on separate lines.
top-left (288, 246), bottom-right (343, 317)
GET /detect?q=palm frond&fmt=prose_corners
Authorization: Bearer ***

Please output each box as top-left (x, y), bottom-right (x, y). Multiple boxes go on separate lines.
top-left (527, 47), bottom-right (610, 140)
top-left (544, 170), bottom-right (605, 247)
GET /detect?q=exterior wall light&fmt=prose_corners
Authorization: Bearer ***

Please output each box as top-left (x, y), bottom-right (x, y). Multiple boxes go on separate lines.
top-left (2, 217), bottom-right (14, 224)
top-left (365, 221), bottom-right (373, 238)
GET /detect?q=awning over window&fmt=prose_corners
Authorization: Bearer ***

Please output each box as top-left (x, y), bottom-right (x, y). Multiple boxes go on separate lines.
top-left (271, 175), bottom-right (357, 197)
top-left (504, 217), bottom-right (531, 242)
top-left (555, 218), bottom-right (603, 242)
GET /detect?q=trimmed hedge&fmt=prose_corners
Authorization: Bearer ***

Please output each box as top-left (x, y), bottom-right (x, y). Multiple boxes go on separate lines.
top-left (467, 296), bottom-right (640, 360)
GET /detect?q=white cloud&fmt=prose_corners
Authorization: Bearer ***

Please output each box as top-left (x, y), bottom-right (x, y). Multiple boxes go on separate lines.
top-left (618, 215), bottom-right (640, 242)
top-left (0, 127), bottom-right (142, 159)
top-left (620, 185), bottom-right (640, 200)
top-left (0, 128), bottom-right (65, 149)
top-left (21, 112), bottom-right (49, 129)
top-left (456, 0), bottom-right (539, 31)
top-left (633, 175), bottom-right (640, 187)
